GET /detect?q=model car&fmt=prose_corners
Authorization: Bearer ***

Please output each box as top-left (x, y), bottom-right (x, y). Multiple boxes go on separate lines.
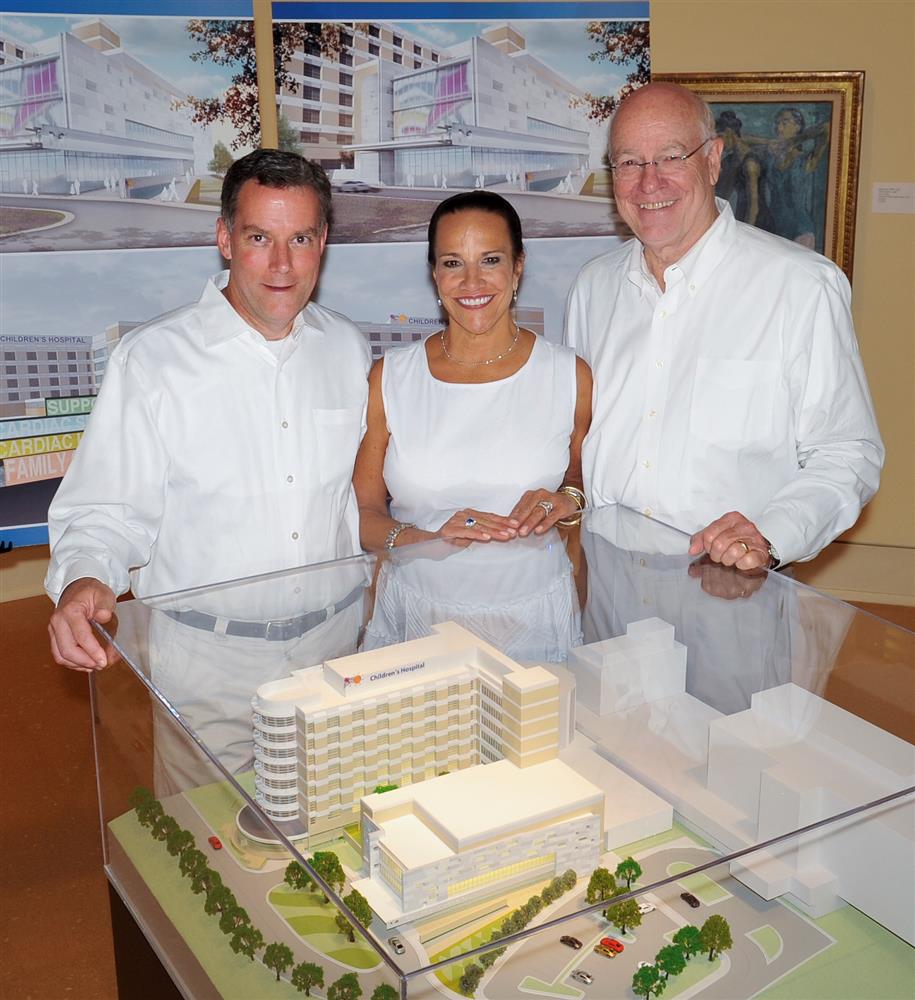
top-left (570, 970), bottom-right (593, 985)
top-left (208, 835), bottom-right (222, 850)
top-left (680, 891), bottom-right (701, 908)
top-left (593, 944), bottom-right (617, 959)
top-left (388, 936), bottom-right (406, 955)
top-left (560, 935), bottom-right (583, 949)
top-left (339, 180), bottom-right (373, 192)
top-left (637, 901), bottom-right (656, 914)
top-left (600, 937), bottom-right (624, 953)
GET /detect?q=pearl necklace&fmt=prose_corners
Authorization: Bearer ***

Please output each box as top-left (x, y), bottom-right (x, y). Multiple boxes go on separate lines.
top-left (440, 323), bottom-right (520, 367)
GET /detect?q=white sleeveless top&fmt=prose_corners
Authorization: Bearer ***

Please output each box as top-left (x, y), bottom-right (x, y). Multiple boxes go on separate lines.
top-left (365, 334), bottom-right (583, 663)
top-left (383, 334), bottom-right (577, 530)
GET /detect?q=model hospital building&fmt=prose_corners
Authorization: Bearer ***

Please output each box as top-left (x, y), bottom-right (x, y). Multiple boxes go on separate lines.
top-left (252, 622), bottom-right (604, 924)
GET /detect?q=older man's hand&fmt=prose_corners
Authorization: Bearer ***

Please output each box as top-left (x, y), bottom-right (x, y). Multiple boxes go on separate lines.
top-left (688, 510), bottom-right (773, 570)
top-left (49, 577), bottom-right (119, 671)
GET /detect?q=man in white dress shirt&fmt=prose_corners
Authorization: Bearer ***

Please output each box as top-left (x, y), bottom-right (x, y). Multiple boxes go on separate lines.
top-left (47, 149), bottom-right (371, 670)
top-left (565, 82), bottom-right (883, 571)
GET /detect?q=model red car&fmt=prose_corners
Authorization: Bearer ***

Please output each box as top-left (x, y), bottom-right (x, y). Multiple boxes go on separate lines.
top-left (600, 937), bottom-right (624, 953)
top-left (208, 835), bottom-right (223, 850)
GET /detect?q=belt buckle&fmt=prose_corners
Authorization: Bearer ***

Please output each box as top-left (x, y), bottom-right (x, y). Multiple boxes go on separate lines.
top-left (265, 619), bottom-right (290, 642)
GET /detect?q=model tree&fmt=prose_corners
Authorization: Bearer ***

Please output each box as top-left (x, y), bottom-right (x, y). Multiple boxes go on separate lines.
top-left (190, 865), bottom-right (219, 896)
top-left (219, 904), bottom-right (250, 936)
top-left (458, 961), bottom-right (484, 997)
top-left (586, 866), bottom-right (618, 903)
top-left (230, 922), bottom-right (265, 960)
top-left (632, 963), bottom-right (666, 999)
top-left (615, 856), bottom-right (642, 889)
top-left (559, 869), bottom-right (578, 892)
top-left (344, 889), bottom-right (373, 931)
top-left (264, 942), bottom-right (295, 981)
top-left (205, 882), bottom-right (237, 917)
top-left (285, 860), bottom-right (316, 893)
top-left (167, 826), bottom-right (194, 858)
top-left (671, 925), bottom-right (702, 960)
top-left (700, 914), bottom-right (733, 961)
top-left (604, 896), bottom-right (642, 935)
top-left (179, 847), bottom-right (207, 879)
top-left (655, 944), bottom-right (687, 980)
top-left (335, 911), bottom-right (356, 943)
top-left (129, 787), bottom-right (161, 828)
top-left (312, 851), bottom-right (346, 901)
top-left (152, 812), bottom-right (179, 843)
top-left (371, 985), bottom-right (397, 1000)
top-left (291, 961), bottom-right (324, 995)
top-left (328, 971), bottom-right (363, 1000)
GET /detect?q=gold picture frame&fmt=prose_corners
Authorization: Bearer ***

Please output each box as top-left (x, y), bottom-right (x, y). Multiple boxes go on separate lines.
top-left (653, 71), bottom-right (864, 281)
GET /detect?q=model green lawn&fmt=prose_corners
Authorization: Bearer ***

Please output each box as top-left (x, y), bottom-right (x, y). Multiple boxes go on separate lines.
top-left (269, 887), bottom-right (380, 970)
top-left (109, 810), bottom-right (302, 998)
top-left (430, 909), bottom-right (514, 994)
top-left (666, 861), bottom-right (732, 905)
top-left (747, 924), bottom-right (782, 963)
top-left (755, 905), bottom-right (915, 1000)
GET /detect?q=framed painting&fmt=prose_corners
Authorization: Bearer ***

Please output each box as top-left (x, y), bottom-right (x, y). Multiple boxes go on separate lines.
top-left (652, 71), bottom-right (864, 281)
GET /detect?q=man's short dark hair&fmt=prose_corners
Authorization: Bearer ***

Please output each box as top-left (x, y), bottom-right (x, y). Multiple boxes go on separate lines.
top-left (220, 148), bottom-right (333, 231)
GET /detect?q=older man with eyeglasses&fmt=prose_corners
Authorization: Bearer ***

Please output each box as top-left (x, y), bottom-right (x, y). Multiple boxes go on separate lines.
top-left (565, 82), bottom-right (883, 571)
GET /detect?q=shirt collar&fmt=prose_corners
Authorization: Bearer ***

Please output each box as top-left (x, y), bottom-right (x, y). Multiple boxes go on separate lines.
top-left (626, 198), bottom-right (737, 298)
top-left (199, 271), bottom-right (309, 348)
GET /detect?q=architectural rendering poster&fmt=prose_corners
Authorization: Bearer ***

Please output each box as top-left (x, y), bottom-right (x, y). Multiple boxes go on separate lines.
top-left (0, 1), bottom-right (648, 546)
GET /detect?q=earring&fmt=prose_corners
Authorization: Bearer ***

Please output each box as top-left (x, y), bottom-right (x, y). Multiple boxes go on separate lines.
top-left (437, 297), bottom-right (442, 307)
top-left (513, 290), bottom-right (518, 303)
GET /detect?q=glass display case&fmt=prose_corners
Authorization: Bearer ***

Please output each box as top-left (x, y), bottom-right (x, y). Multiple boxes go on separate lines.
top-left (92, 505), bottom-right (915, 1000)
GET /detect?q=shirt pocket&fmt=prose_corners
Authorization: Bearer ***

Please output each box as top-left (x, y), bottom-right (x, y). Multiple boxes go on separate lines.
top-left (313, 407), bottom-right (363, 487)
top-left (689, 358), bottom-right (779, 448)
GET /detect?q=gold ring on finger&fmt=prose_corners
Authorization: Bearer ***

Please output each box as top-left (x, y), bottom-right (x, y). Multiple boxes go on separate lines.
top-left (536, 500), bottom-right (554, 516)
top-left (737, 540), bottom-right (750, 555)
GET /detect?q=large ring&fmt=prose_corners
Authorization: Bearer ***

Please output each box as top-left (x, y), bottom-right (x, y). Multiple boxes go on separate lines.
top-left (737, 540), bottom-right (750, 555)
top-left (536, 500), bottom-right (554, 516)
top-left (464, 516), bottom-right (477, 527)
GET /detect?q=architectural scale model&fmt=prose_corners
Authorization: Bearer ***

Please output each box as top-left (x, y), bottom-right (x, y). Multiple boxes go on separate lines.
top-left (568, 619), bottom-right (915, 946)
top-left (251, 621), bottom-right (672, 926)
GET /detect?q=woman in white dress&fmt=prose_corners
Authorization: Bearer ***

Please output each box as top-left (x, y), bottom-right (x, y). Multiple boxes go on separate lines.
top-left (353, 192), bottom-right (591, 659)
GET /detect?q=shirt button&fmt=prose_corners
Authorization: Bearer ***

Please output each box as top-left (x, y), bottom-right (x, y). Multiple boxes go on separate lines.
top-left (291, 531), bottom-right (300, 540)
top-left (287, 475), bottom-right (294, 483)
top-left (643, 460), bottom-right (651, 469)
top-left (648, 409), bottom-right (657, 418)
top-left (659, 309), bottom-right (667, 319)
top-left (656, 360), bottom-right (663, 369)
top-left (643, 507), bottom-right (652, 517)
top-left (689, 283), bottom-right (696, 293)
top-left (281, 420), bottom-right (289, 429)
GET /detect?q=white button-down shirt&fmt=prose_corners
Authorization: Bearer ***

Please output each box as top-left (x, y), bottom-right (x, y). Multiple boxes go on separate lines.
top-left (565, 202), bottom-right (883, 566)
top-left (46, 272), bottom-right (371, 602)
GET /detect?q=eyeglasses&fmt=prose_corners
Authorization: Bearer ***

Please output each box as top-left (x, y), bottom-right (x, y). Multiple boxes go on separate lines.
top-left (610, 138), bottom-right (713, 182)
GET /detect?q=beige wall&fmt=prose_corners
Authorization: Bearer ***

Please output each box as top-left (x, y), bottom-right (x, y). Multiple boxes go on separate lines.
top-left (652, 0), bottom-right (915, 602)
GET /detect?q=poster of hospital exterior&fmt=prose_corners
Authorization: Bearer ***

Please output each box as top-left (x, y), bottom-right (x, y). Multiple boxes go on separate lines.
top-left (0, 5), bottom-right (647, 250)
top-left (0, 0), bottom-right (646, 545)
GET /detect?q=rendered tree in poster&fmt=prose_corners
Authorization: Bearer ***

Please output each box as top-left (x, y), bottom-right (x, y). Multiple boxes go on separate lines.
top-left (208, 141), bottom-right (235, 176)
top-left (183, 21), bottom-right (356, 148)
top-left (575, 20), bottom-right (651, 122)
top-left (264, 941), bottom-right (295, 981)
top-left (615, 856), bottom-right (642, 889)
top-left (291, 961), bottom-right (324, 995)
top-left (700, 914), bottom-right (733, 960)
top-left (328, 971), bottom-right (363, 1000)
top-left (672, 924), bottom-right (703, 960)
top-left (632, 963), bottom-right (666, 999)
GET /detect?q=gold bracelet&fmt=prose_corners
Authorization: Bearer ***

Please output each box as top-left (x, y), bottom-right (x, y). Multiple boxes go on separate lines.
top-left (556, 485), bottom-right (586, 526)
